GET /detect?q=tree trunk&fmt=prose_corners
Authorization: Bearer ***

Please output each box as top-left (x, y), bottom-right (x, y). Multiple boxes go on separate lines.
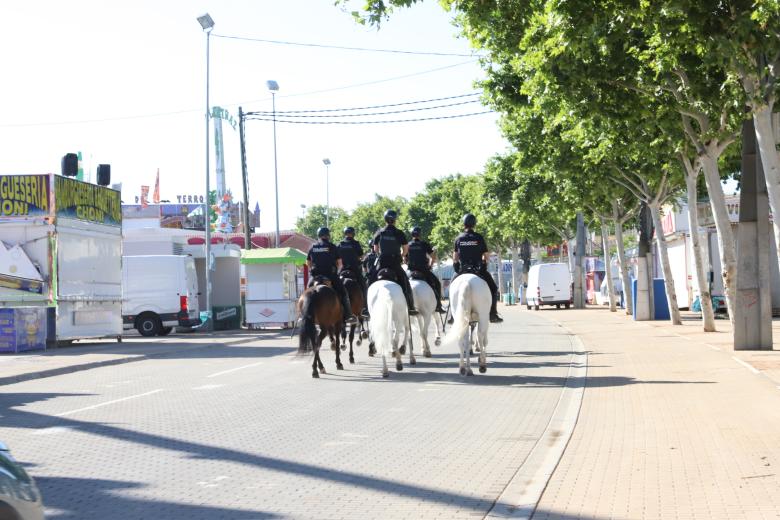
top-left (600, 218), bottom-right (617, 312)
top-left (511, 242), bottom-right (519, 302)
top-left (684, 168), bottom-right (716, 332)
top-left (650, 204), bottom-right (682, 325)
top-left (753, 104), bottom-right (780, 275)
top-left (496, 247), bottom-right (505, 300)
top-left (700, 152), bottom-right (738, 326)
top-left (613, 201), bottom-right (633, 316)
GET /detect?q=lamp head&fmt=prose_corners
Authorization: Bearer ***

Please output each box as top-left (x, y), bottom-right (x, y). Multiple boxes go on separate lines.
top-left (266, 80), bottom-right (279, 93)
top-left (197, 13), bottom-right (214, 32)
top-left (322, 158), bottom-right (331, 166)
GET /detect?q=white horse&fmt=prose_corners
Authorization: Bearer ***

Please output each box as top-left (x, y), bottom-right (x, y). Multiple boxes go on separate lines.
top-left (367, 280), bottom-right (413, 377)
top-left (410, 279), bottom-right (442, 357)
top-left (444, 273), bottom-right (491, 376)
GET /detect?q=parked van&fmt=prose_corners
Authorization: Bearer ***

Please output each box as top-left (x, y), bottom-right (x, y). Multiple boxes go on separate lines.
top-left (122, 255), bottom-right (201, 336)
top-left (527, 262), bottom-right (572, 310)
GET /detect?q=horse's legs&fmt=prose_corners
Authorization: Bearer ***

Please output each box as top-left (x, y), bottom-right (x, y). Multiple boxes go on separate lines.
top-left (348, 323), bottom-right (356, 364)
top-left (381, 350), bottom-right (389, 378)
top-left (393, 328), bottom-right (404, 372)
top-left (407, 321), bottom-right (416, 366)
top-left (460, 324), bottom-right (474, 376)
top-left (420, 314), bottom-right (432, 357)
top-left (478, 321), bottom-right (488, 373)
top-left (316, 329), bottom-right (328, 374)
top-left (355, 318), bottom-right (363, 347)
top-left (432, 310), bottom-right (442, 347)
top-left (334, 325), bottom-right (344, 370)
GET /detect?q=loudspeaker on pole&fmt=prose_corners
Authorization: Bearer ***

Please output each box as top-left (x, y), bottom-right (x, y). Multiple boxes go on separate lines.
top-left (61, 153), bottom-right (78, 177)
top-left (97, 164), bottom-right (111, 186)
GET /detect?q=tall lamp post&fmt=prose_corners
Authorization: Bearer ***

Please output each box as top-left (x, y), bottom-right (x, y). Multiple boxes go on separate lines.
top-left (322, 158), bottom-right (331, 228)
top-left (267, 80), bottom-right (280, 248)
top-left (197, 12), bottom-right (214, 331)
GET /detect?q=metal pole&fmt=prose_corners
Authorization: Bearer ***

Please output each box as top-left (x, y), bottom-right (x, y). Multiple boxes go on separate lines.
top-left (204, 29), bottom-right (213, 331)
top-left (239, 107), bottom-right (251, 250)
top-left (325, 163), bottom-right (330, 228)
top-left (272, 92), bottom-right (280, 248)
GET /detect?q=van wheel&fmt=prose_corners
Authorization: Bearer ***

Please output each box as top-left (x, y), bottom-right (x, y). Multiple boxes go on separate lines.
top-left (159, 327), bottom-right (173, 336)
top-left (565, 303), bottom-right (571, 309)
top-left (534, 305), bottom-right (540, 311)
top-left (526, 304), bottom-right (531, 310)
top-left (137, 314), bottom-right (161, 337)
top-left (556, 304), bottom-right (561, 309)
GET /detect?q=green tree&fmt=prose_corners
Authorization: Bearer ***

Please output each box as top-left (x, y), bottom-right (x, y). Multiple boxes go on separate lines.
top-left (295, 204), bottom-right (348, 239)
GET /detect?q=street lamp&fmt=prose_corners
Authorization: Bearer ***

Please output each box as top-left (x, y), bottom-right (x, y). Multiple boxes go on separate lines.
top-left (267, 80), bottom-right (280, 248)
top-left (322, 158), bottom-right (331, 228)
top-left (300, 203), bottom-right (307, 219)
top-left (197, 12), bottom-right (214, 331)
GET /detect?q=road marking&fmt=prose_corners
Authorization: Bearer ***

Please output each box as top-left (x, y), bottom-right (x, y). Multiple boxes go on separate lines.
top-left (707, 344), bottom-right (721, 351)
top-left (732, 356), bottom-right (761, 375)
top-left (206, 361), bottom-right (264, 378)
top-left (55, 389), bottom-right (164, 417)
top-left (192, 384), bottom-right (226, 390)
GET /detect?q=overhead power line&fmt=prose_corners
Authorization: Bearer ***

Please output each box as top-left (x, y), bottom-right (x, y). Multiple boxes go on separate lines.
top-left (244, 111), bottom-right (494, 125)
top-left (246, 93), bottom-right (481, 116)
top-left (212, 33), bottom-right (484, 58)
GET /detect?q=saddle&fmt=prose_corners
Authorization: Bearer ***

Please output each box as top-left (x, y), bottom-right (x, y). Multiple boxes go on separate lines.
top-left (460, 264), bottom-right (481, 276)
top-left (409, 270), bottom-right (427, 281)
top-left (339, 268), bottom-right (359, 282)
top-left (376, 268), bottom-right (397, 282)
top-left (309, 275), bottom-right (332, 288)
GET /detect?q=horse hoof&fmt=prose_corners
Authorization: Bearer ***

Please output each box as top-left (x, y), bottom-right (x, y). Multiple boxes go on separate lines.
top-left (466, 369), bottom-right (474, 376)
top-left (399, 345), bottom-right (406, 355)
top-left (331, 345), bottom-right (337, 352)
top-left (479, 366), bottom-right (487, 373)
top-left (361, 331), bottom-right (368, 339)
top-left (341, 345), bottom-right (346, 351)
top-left (435, 339), bottom-right (441, 346)
top-left (382, 372), bottom-right (389, 378)
top-left (410, 357), bottom-right (416, 366)
top-left (424, 349), bottom-right (432, 358)
top-left (459, 367), bottom-right (466, 376)
top-left (396, 362), bottom-right (403, 372)
top-left (312, 371), bottom-right (319, 378)
top-left (337, 364), bottom-right (344, 370)
top-left (320, 367), bottom-right (326, 374)
top-left (349, 356), bottom-right (355, 364)
top-left (356, 339), bottom-right (362, 346)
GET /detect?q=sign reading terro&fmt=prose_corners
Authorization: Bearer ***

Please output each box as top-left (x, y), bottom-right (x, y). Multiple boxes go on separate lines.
top-left (0, 175), bottom-right (51, 218)
top-left (55, 176), bottom-right (121, 226)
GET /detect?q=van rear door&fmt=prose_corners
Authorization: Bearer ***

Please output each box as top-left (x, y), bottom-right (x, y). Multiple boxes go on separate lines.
top-left (183, 258), bottom-right (200, 322)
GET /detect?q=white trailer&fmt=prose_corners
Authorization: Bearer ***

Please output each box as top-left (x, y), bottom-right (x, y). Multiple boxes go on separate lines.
top-left (0, 174), bottom-right (122, 351)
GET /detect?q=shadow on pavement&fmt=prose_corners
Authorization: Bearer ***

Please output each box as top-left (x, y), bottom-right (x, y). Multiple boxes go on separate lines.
top-left (39, 476), bottom-right (278, 520)
top-left (1, 393), bottom-right (493, 516)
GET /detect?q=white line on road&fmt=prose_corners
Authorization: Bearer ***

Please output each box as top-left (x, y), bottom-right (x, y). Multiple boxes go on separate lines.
top-left (707, 344), bottom-right (721, 351)
top-left (206, 361), bottom-right (264, 378)
top-left (732, 356), bottom-right (761, 375)
top-left (55, 389), bottom-right (164, 417)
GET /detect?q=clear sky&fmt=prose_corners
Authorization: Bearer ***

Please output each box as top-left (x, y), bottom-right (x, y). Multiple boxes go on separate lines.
top-left (1, 1), bottom-right (508, 231)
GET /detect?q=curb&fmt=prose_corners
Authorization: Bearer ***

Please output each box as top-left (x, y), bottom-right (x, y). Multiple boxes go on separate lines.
top-left (0, 335), bottom-right (261, 387)
top-left (485, 321), bottom-right (587, 519)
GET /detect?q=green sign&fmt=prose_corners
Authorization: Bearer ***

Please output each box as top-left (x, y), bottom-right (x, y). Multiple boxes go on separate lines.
top-left (0, 174), bottom-right (51, 218)
top-left (54, 176), bottom-right (121, 226)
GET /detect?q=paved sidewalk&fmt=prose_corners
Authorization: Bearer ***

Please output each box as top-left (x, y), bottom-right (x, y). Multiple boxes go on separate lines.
top-left (0, 331), bottom-right (275, 386)
top-left (526, 305), bottom-right (780, 520)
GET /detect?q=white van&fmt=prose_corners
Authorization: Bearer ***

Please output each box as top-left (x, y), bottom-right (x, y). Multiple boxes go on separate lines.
top-left (526, 262), bottom-right (572, 310)
top-left (122, 255), bottom-right (201, 336)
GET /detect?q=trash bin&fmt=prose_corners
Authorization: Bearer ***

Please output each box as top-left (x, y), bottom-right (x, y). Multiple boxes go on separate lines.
top-left (213, 306), bottom-right (241, 331)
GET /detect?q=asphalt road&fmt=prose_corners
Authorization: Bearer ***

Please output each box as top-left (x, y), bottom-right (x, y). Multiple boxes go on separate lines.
top-left (0, 308), bottom-right (578, 520)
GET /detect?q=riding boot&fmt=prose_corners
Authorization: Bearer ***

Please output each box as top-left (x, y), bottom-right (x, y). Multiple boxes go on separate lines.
top-left (489, 297), bottom-right (503, 323)
top-left (430, 275), bottom-right (445, 313)
top-left (341, 293), bottom-right (357, 325)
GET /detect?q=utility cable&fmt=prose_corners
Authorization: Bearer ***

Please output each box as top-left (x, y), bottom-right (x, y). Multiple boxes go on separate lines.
top-left (247, 99), bottom-right (480, 118)
top-left (244, 110), bottom-right (494, 124)
top-left (212, 33), bottom-right (484, 58)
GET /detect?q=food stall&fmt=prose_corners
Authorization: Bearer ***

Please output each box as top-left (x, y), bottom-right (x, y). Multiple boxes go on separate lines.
top-left (0, 173), bottom-right (122, 351)
top-left (241, 247), bottom-right (306, 329)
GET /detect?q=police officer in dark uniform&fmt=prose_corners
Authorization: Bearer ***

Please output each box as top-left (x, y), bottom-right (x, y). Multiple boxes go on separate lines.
top-left (453, 213), bottom-right (503, 323)
top-left (337, 226), bottom-right (368, 317)
top-left (406, 226), bottom-right (445, 313)
top-left (363, 238), bottom-right (379, 286)
top-left (372, 210), bottom-right (418, 316)
top-left (306, 227), bottom-right (357, 324)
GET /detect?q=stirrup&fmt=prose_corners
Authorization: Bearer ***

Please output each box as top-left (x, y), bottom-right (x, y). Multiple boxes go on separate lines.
top-left (435, 306), bottom-right (445, 314)
top-left (361, 309), bottom-right (370, 318)
top-left (489, 313), bottom-right (503, 323)
top-left (345, 314), bottom-right (358, 325)
top-left (408, 308), bottom-right (419, 316)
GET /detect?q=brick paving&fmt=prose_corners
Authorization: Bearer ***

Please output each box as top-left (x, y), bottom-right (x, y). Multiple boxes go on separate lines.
top-left (533, 307), bottom-right (780, 520)
top-left (0, 305), bottom-right (576, 519)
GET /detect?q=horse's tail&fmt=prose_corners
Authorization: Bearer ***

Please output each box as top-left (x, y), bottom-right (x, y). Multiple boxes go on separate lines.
top-left (298, 290), bottom-right (318, 354)
top-left (371, 290), bottom-right (394, 353)
top-left (444, 279), bottom-right (471, 348)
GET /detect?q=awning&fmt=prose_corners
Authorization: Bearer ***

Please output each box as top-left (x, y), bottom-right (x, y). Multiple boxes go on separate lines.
top-left (240, 247), bottom-right (307, 266)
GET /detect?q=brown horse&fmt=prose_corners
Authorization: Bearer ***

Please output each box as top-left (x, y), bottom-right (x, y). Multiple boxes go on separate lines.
top-left (297, 279), bottom-right (344, 378)
top-left (340, 270), bottom-right (368, 363)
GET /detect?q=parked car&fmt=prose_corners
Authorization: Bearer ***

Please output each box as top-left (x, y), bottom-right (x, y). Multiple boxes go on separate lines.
top-left (122, 255), bottom-right (201, 337)
top-left (526, 262), bottom-right (572, 310)
top-left (0, 441), bottom-right (44, 520)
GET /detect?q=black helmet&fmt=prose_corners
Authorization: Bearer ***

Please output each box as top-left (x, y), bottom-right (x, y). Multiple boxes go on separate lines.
top-left (317, 227), bottom-right (330, 238)
top-left (367, 238), bottom-right (374, 247)
top-left (410, 226), bottom-right (421, 237)
top-left (343, 226), bottom-right (355, 236)
top-left (463, 213), bottom-right (477, 228)
top-left (384, 209), bottom-right (398, 223)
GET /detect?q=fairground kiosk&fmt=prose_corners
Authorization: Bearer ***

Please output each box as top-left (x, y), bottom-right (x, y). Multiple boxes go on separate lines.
top-left (0, 174), bottom-right (122, 351)
top-left (241, 247), bottom-right (306, 329)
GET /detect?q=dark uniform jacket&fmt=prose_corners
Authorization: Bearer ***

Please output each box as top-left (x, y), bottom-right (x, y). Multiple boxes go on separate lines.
top-left (454, 230), bottom-right (488, 269)
top-left (337, 238), bottom-right (363, 272)
top-left (407, 239), bottom-right (434, 271)
top-left (306, 239), bottom-right (339, 276)
top-left (373, 225), bottom-right (407, 266)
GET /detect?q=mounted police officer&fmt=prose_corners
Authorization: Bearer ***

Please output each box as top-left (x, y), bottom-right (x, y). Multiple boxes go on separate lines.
top-left (305, 227), bottom-right (357, 325)
top-left (373, 210), bottom-right (418, 316)
top-left (363, 238), bottom-right (379, 287)
top-left (452, 213), bottom-right (503, 323)
top-left (406, 226), bottom-right (445, 313)
top-left (338, 226), bottom-right (368, 317)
